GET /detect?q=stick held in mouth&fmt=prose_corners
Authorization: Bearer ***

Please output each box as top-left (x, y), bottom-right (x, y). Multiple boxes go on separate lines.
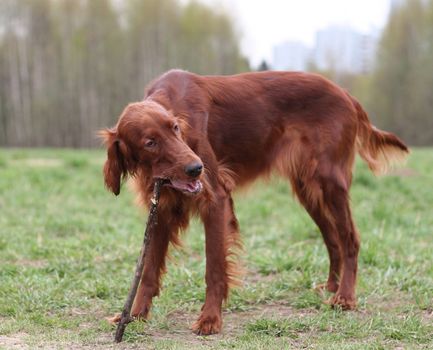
top-left (114, 179), bottom-right (163, 343)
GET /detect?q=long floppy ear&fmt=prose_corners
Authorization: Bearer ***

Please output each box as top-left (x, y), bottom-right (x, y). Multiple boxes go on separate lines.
top-left (99, 129), bottom-right (127, 196)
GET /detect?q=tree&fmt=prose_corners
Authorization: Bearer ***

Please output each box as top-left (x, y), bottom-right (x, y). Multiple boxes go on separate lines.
top-left (0, 0), bottom-right (248, 147)
top-left (369, 0), bottom-right (433, 145)
top-left (257, 60), bottom-right (270, 71)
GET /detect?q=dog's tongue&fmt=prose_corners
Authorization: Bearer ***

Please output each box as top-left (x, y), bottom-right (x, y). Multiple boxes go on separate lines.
top-left (170, 179), bottom-right (202, 194)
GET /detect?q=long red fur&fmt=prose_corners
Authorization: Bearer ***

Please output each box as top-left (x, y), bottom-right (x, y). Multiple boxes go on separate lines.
top-left (101, 70), bottom-right (409, 335)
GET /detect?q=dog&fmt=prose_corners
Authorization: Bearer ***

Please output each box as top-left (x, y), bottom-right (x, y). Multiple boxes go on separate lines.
top-left (100, 69), bottom-right (409, 335)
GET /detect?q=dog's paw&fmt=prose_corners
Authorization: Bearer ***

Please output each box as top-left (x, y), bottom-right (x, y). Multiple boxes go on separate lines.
top-left (191, 314), bottom-right (222, 335)
top-left (315, 280), bottom-right (339, 293)
top-left (327, 293), bottom-right (357, 310)
top-left (130, 302), bottom-right (151, 321)
top-left (105, 306), bottom-right (150, 325)
top-left (106, 313), bottom-right (121, 325)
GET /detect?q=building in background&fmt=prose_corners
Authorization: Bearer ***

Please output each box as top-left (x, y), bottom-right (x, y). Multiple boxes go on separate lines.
top-left (272, 25), bottom-right (379, 74)
top-left (314, 26), bottom-right (379, 74)
top-left (272, 41), bottom-right (311, 71)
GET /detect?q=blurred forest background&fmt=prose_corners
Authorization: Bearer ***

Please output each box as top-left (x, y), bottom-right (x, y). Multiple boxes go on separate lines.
top-left (0, 0), bottom-right (432, 147)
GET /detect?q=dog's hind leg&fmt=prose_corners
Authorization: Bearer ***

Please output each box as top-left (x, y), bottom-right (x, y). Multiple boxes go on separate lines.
top-left (291, 168), bottom-right (359, 309)
top-left (275, 136), bottom-right (342, 294)
top-left (293, 178), bottom-right (342, 293)
top-left (320, 172), bottom-right (360, 310)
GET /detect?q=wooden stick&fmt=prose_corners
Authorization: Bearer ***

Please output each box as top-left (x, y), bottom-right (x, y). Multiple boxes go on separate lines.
top-left (114, 179), bottom-right (163, 343)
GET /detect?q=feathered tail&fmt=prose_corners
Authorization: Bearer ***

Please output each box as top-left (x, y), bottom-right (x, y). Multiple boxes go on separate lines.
top-left (350, 95), bottom-right (409, 175)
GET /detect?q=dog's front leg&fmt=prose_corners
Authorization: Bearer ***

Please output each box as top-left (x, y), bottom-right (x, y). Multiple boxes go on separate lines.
top-left (129, 212), bottom-right (171, 320)
top-left (108, 207), bottom-right (180, 325)
top-left (192, 190), bottom-right (233, 335)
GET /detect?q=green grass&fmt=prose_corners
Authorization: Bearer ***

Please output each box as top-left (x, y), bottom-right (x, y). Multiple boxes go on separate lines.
top-left (0, 148), bottom-right (432, 349)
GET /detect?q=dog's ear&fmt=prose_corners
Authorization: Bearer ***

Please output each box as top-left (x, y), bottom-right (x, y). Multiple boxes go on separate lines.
top-left (99, 128), bottom-right (127, 196)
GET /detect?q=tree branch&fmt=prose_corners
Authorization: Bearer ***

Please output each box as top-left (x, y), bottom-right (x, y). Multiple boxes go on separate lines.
top-left (114, 179), bottom-right (164, 343)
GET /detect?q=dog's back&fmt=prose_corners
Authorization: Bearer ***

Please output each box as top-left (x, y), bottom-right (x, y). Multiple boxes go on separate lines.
top-left (146, 70), bottom-right (408, 187)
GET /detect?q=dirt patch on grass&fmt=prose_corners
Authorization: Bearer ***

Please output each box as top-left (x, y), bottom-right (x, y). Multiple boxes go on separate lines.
top-left (422, 309), bottom-right (433, 322)
top-left (0, 333), bottom-right (29, 349)
top-left (30, 303), bottom-right (312, 349)
top-left (365, 291), bottom-right (415, 314)
top-left (138, 302), bottom-right (316, 346)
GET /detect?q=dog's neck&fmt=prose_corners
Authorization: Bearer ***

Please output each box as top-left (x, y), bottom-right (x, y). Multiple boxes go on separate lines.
top-left (146, 89), bottom-right (171, 112)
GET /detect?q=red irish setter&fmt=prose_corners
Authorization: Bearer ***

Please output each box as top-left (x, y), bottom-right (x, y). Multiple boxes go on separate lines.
top-left (101, 70), bottom-right (408, 335)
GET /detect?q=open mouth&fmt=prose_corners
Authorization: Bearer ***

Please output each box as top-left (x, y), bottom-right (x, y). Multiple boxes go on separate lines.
top-left (165, 179), bottom-right (203, 195)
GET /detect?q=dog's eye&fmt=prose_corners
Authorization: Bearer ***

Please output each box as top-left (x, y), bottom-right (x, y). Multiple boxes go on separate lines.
top-left (145, 139), bottom-right (156, 148)
top-left (173, 124), bottom-right (180, 133)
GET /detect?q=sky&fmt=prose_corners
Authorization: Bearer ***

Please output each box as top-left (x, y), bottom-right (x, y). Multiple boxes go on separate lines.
top-left (197, 0), bottom-right (392, 67)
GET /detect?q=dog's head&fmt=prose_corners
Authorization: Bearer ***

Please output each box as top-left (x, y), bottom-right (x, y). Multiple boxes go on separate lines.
top-left (100, 101), bottom-right (203, 196)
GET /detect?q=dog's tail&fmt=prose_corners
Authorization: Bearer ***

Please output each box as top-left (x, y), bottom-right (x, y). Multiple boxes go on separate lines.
top-left (349, 95), bottom-right (409, 175)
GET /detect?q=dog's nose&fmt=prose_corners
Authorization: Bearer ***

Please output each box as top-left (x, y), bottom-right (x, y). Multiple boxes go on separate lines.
top-left (184, 162), bottom-right (203, 178)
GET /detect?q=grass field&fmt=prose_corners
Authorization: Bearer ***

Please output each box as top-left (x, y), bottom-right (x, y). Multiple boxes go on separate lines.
top-left (0, 148), bottom-right (432, 349)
